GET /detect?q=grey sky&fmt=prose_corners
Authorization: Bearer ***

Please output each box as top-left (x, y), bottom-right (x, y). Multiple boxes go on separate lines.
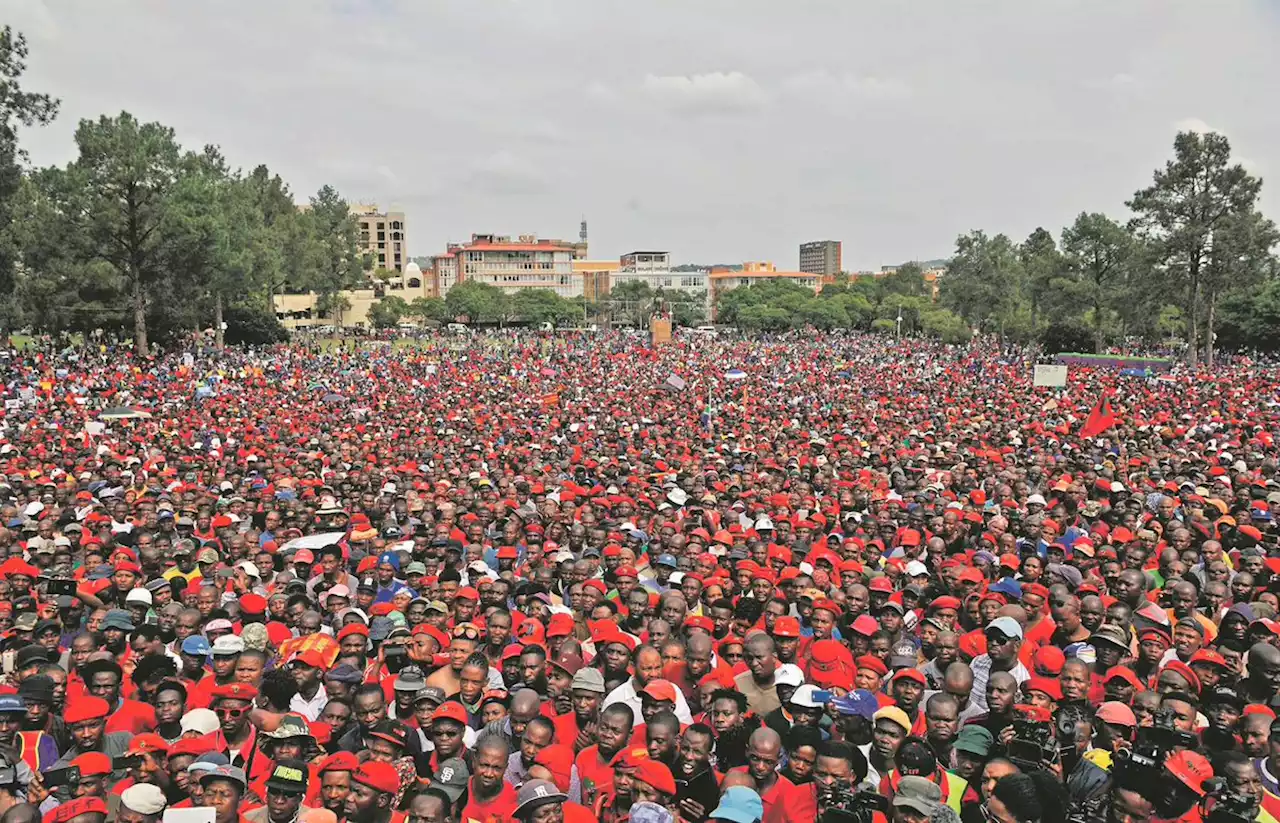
top-left (5, 0), bottom-right (1278, 270)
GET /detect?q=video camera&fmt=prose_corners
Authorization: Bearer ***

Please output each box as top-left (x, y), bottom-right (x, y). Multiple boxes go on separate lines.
top-left (1113, 707), bottom-right (1198, 791)
top-left (1202, 778), bottom-right (1261, 823)
top-left (1008, 713), bottom-right (1057, 771)
top-left (817, 782), bottom-right (889, 823)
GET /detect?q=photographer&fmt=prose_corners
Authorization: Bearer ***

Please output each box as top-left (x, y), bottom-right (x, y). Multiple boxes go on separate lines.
top-left (1207, 751), bottom-right (1278, 823)
top-left (762, 740), bottom-right (869, 823)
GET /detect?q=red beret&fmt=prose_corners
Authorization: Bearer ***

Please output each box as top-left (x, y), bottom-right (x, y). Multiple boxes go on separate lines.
top-left (64, 697), bottom-right (111, 725)
top-left (351, 761), bottom-right (401, 795)
top-left (211, 682), bottom-right (259, 702)
top-left (240, 594), bottom-right (267, 614)
top-left (43, 797), bottom-right (108, 823)
top-left (856, 654), bottom-right (888, 677)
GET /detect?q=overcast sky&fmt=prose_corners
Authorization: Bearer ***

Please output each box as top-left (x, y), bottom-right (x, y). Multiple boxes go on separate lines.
top-left (5, 1), bottom-right (1279, 270)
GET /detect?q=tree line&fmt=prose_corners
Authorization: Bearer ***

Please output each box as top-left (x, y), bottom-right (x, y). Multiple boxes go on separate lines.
top-left (1, 26), bottom-right (365, 354)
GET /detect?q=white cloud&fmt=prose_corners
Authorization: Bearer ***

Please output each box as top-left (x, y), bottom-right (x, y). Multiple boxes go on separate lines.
top-left (1174, 118), bottom-right (1221, 135)
top-left (641, 71), bottom-right (768, 114)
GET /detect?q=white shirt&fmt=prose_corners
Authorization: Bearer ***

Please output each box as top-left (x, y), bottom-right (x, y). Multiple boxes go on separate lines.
top-left (289, 687), bottom-right (329, 722)
top-left (603, 678), bottom-right (694, 727)
top-left (969, 655), bottom-right (1030, 713)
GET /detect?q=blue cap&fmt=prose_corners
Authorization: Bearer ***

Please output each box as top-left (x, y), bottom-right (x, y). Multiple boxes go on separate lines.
top-left (989, 578), bottom-right (1023, 599)
top-left (709, 786), bottom-right (764, 823)
top-left (378, 552), bottom-right (401, 571)
top-left (182, 636), bottom-right (212, 656)
top-left (655, 554), bottom-right (678, 568)
top-left (831, 688), bottom-right (878, 720)
top-left (0, 695), bottom-right (25, 714)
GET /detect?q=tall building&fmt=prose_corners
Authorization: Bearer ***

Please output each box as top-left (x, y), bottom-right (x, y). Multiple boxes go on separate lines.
top-left (352, 204), bottom-right (408, 272)
top-left (456, 233), bottom-right (581, 297)
top-left (799, 240), bottom-right (842, 276)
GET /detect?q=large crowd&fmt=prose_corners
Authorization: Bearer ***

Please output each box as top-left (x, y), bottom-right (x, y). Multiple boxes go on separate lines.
top-left (2, 328), bottom-right (1279, 823)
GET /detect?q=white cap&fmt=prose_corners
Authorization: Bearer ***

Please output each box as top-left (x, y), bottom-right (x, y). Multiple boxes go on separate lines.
top-left (237, 560), bottom-right (261, 579)
top-left (905, 561), bottom-right (929, 578)
top-left (179, 708), bottom-right (220, 735)
top-left (125, 587), bottom-right (153, 605)
top-left (211, 635), bottom-right (246, 655)
top-left (1111, 481), bottom-right (1126, 493)
top-left (774, 663), bottom-right (805, 688)
top-left (789, 684), bottom-right (827, 708)
top-left (1027, 494), bottom-right (1046, 506)
top-left (120, 784), bottom-right (167, 815)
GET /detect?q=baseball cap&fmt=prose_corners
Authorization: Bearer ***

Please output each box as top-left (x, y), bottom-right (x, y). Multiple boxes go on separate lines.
top-left (1096, 702), bottom-right (1138, 728)
top-left (571, 668), bottom-right (607, 694)
top-left (265, 758), bottom-right (310, 793)
top-left (893, 776), bottom-right (943, 816)
top-left (708, 786), bottom-right (765, 823)
top-left (182, 636), bottom-right (212, 656)
top-left (953, 725), bottom-right (994, 757)
top-left (986, 616), bottom-right (1023, 641)
top-left (830, 689), bottom-right (878, 720)
top-left (873, 706), bottom-right (912, 733)
top-left (211, 635), bottom-right (246, 656)
top-left (428, 757), bottom-right (470, 802)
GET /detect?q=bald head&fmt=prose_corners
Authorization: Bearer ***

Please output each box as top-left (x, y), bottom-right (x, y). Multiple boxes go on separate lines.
top-left (687, 633), bottom-right (713, 657)
top-left (511, 688), bottom-right (541, 717)
top-left (943, 662), bottom-right (973, 693)
top-left (997, 604), bottom-right (1029, 626)
top-left (1250, 642), bottom-right (1280, 670)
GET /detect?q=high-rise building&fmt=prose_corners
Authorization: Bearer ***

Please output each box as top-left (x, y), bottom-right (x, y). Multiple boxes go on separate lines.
top-left (799, 240), bottom-right (842, 276)
top-left (351, 204), bottom-right (408, 272)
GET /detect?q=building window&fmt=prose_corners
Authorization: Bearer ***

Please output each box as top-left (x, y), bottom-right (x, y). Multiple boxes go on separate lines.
top-left (392, 221), bottom-right (401, 230)
top-left (377, 222), bottom-right (385, 230)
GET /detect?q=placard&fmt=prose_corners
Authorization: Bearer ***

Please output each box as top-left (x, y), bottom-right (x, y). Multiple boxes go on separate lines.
top-left (1033, 364), bottom-right (1068, 387)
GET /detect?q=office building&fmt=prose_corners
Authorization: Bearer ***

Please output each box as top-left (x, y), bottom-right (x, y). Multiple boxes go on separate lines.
top-left (799, 240), bottom-right (842, 276)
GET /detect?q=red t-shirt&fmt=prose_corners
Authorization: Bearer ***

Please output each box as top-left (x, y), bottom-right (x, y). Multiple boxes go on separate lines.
top-left (106, 699), bottom-right (157, 735)
top-left (554, 712), bottom-right (583, 749)
top-left (575, 745), bottom-right (618, 808)
top-left (460, 780), bottom-right (517, 823)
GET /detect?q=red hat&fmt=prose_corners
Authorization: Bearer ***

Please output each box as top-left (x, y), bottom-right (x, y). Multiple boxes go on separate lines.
top-left (126, 733), bottom-right (170, 756)
top-left (547, 613), bottom-right (575, 638)
top-left (68, 751), bottom-right (112, 777)
top-left (771, 616), bottom-right (801, 638)
top-left (337, 624), bottom-right (370, 641)
top-left (432, 702), bottom-right (468, 725)
top-left (1165, 750), bottom-right (1213, 796)
top-left (811, 599), bottom-right (843, 618)
top-left (1103, 666), bottom-right (1144, 691)
top-left (683, 616), bottom-right (714, 635)
top-left (211, 682), bottom-right (259, 702)
top-left (806, 639), bottom-right (855, 690)
top-left (497, 546), bottom-right (518, 560)
top-left (869, 577), bottom-right (894, 593)
top-left (856, 654), bottom-right (888, 678)
top-left (43, 797), bottom-right (108, 823)
top-left (240, 594), bottom-right (267, 614)
top-left (1138, 626), bottom-right (1173, 646)
top-left (1032, 646), bottom-right (1065, 676)
top-left (632, 758), bottom-right (677, 795)
top-left (533, 744), bottom-right (576, 793)
top-left (1189, 649), bottom-right (1229, 670)
top-left (1159, 660), bottom-right (1202, 693)
top-left (320, 752), bottom-right (360, 773)
top-left (351, 761), bottom-right (401, 795)
top-left (1024, 676), bottom-right (1063, 701)
top-left (892, 668), bottom-right (927, 686)
top-left (641, 680), bottom-right (678, 703)
top-left (615, 565), bottom-right (638, 579)
top-left (292, 649), bottom-right (329, 669)
top-left (455, 586), bottom-right (479, 601)
top-left (64, 697), bottom-right (110, 725)
top-left (850, 615), bottom-right (880, 637)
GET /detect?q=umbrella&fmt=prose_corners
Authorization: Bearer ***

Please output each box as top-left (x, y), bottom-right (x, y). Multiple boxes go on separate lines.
top-left (100, 406), bottom-right (152, 419)
top-left (321, 393), bottom-right (345, 404)
top-left (724, 368), bottom-right (747, 381)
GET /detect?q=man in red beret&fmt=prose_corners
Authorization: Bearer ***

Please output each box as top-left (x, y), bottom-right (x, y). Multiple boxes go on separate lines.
top-left (48, 697), bottom-right (134, 795)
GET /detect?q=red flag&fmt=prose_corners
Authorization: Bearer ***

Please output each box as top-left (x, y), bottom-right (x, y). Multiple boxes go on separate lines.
top-left (1080, 393), bottom-right (1120, 438)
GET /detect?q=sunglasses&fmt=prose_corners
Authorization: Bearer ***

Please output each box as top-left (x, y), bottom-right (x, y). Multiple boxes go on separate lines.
top-left (452, 625), bottom-right (481, 641)
top-left (214, 706), bottom-right (246, 718)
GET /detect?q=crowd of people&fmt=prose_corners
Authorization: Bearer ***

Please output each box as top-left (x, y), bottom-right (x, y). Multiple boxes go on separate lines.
top-left (1, 328), bottom-right (1279, 823)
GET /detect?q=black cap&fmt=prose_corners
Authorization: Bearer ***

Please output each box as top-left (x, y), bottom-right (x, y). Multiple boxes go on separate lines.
top-left (264, 758), bottom-right (309, 793)
top-left (17, 674), bottom-right (54, 704)
top-left (13, 645), bottom-right (49, 670)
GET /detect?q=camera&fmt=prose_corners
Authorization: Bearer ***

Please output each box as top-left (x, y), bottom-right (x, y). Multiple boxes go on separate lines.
top-left (43, 766), bottom-right (81, 788)
top-left (1008, 715), bottom-right (1057, 771)
top-left (1202, 778), bottom-right (1260, 823)
top-left (38, 576), bottom-right (77, 597)
top-left (1113, 708), bottom-right (1198, 793)
top-left (817, 782), bottom-right (889, 823)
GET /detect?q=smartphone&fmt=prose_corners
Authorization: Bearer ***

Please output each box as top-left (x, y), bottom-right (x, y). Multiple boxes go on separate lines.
top-left (112, 755), bottom-right (143, 771)
top-left (44, 766), bottom-right (80, 788)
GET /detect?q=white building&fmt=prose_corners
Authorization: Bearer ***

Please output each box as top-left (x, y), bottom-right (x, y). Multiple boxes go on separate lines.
top-left (616, 251), bottom-right (707, 294)
top-left (458, 234), bottom-right (580, 298)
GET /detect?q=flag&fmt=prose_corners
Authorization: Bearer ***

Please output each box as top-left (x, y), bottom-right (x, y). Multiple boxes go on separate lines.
top-left (1080, 393), bottom-right (1120, 438)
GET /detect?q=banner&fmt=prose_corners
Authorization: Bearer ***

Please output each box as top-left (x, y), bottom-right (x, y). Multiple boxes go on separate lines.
top-left (1033, 365), bottom-right (1067, 387)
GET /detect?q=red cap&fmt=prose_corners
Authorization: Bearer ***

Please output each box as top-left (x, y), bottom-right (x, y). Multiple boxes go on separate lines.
top-left (547, 613), bottom-right (575, 638)
top-left (771, 616), bottom-right (801, 638)
top-left (455, 586), bottom-right (479, 601)
top-left (126, 733), bottom-right (170, 756)
top-left (1102, 666), bottom-right (1144, 691)
top-left (69, 752), bottom-right (112, 777)
top-left (892, 668), bottom-right (927, 686)
top-left (1165, 750), bottom-right (1213, 796)
top-left (641, 680), bottom-right (678, 703)
top-left (1024, 676), bottom-right (1063, 701)
top-left (292, 649), bottom-right (328, 669)
top-left (351, 761), bottom-right (401, 795)
top-left (432, 702), bottom-right (468, 725)
top-left (615, 565), bottom-right (638, 579)
top-left (1032, 645), bottom-right (1065, 676)
top-left (240, 594), bottom-right (267, 614)
top-left (869, 577), bottom-right (894, 593)
top-left (320, 752), bottom-right (360, 773)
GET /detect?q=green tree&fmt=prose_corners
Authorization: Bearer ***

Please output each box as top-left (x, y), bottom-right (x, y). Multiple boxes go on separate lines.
top-left (1059, 212), bottom-right (1137, 353)
top-left (408, 296), bottom-right (448, 324)
top-left (795, 297), bottom-right (848, 329)
top-left (881, 262), bottom-right (927, 297)
top-left (304, 185), bottom-right (362, 306)
top-left (1128, 130), bottom-right (1265, 365)
top-left (0, 26), bottom-right (58, 337)
top-left (1019, 227), bottom-right (1063, 331)
top-left (41, 113), bottom-right (189, 355)
top-left (608, 279), bottom-right (653, 326)
top-left (511, 289), bottom-right (577, 326)
top-left (939, 231), bottom-right (1026, 339)
top-left (316, 292), bottom-right (351, 328)
top-left (1201, 209), bottom-right (1278, 363)
top-left (368, 294), bottom-right (409, 328)
top-left (445, 279), bottom-right (505, 324)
